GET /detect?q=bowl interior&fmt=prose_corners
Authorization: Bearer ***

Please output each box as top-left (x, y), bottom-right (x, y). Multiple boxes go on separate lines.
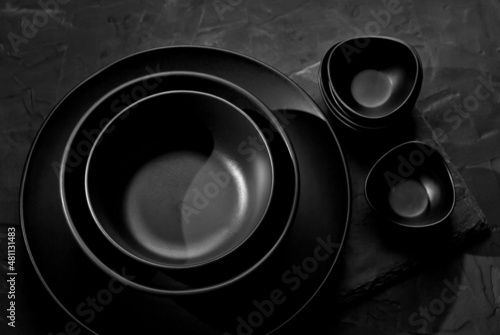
top-left (365, 141), bottom-right (455, 227)
top-left (328, 37), bottom-right (420, 119)
top-left (86, 90), bottom-right (274, 268)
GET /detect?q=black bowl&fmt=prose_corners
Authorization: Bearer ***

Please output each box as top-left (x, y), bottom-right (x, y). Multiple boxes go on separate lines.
top-left (85, 90), bottom-right (274, 269)
top-left (327, 36), bottom-right (422, 127)
top-left (365, 141), bottom-right (455, 228)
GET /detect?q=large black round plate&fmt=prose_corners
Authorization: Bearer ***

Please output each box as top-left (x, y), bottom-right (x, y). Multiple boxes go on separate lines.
top-left (21, 46), bottom-right (350, 335)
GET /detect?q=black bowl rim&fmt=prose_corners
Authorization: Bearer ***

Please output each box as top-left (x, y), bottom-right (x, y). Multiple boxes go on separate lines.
top-left (84, 89), bottom-right (276, 270)
top-left (328, 35), bottom-right (423, 120)
top-left (364, 140), bottom-right (456, 228)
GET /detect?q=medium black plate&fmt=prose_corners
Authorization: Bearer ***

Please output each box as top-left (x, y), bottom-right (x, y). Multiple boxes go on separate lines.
top-left (63, 71), bottom-right (300, 293)
top-left (21, 45), bottom-right (350, 335)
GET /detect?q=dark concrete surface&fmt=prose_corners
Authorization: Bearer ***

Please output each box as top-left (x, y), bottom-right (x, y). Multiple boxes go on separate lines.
top-left (0, 0), bottom-right (500, 334)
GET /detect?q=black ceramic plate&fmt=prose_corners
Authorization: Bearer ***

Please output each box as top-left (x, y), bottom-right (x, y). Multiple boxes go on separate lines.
top-left (21, 46), bottom-right (350, 335)
top-left (62, 72), bottom-right (299, 293)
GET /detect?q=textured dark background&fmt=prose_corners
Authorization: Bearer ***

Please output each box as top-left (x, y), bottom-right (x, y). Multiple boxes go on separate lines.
top-left (1, 0), bottom-right (500, 334)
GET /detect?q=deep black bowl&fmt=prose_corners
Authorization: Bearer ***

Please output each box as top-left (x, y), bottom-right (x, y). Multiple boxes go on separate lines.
top-left (327, 36), bottom-right (422, 127)
top-left (85, 90), bottom-right (274, 269)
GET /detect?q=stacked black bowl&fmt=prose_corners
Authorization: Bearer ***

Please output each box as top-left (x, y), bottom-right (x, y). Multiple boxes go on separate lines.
top-left (319, 36), bottom-right (423, 131)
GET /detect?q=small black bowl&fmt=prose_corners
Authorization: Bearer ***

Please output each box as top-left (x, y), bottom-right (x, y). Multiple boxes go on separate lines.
top-left (365, 141), bottom-right (455, 228)
top-left (85, 90), bottom-right (274, 269)
top-left (327, 36), bottom-right (422, 128)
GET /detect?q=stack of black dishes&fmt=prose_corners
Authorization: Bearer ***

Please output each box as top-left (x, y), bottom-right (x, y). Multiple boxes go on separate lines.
top-left (319, 36), bottom-right (423, 131)
top-left (65, 75), bottom-right (299, 293)
top-left (21, 46), bottom-right (351, 334)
